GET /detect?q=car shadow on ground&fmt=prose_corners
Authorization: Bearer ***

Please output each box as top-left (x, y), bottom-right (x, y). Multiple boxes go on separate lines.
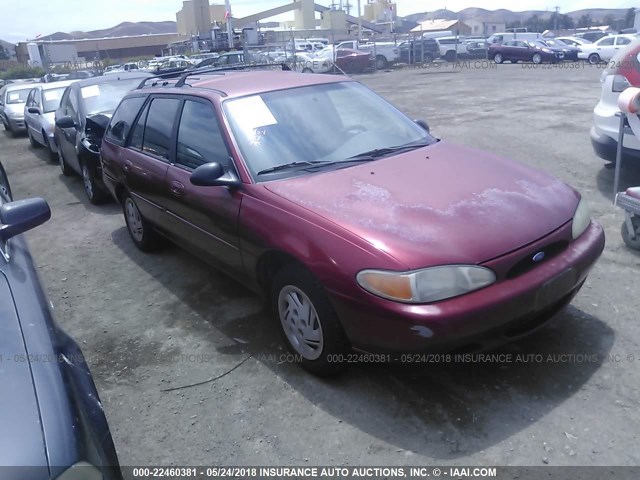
top-left (55, 170), bottom-right (121, 216)
top-left (596, 161), bottom-right (640, 202)
top-left (110, 226), bottom-right (614, 459)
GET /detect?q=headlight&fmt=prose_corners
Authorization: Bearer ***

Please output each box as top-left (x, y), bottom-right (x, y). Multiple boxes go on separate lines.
top-left (542, 48), bottom-right (552, 53)
top-left (356, 265), bottom-right (496, 304)
top-left (572, 197), bottom-right (591, 240)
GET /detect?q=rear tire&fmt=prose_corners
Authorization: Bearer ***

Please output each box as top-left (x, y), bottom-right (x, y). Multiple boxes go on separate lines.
top-left (122, 192), bottom-right (162, 252)
top-left (494, 53), bottom-right (503, 64)
top-left (301, 67), bottom-right (313, 73)
top-left (375, 55), bottom-right (388, 69)
top-left (272, 263), bottom-right (349, 376)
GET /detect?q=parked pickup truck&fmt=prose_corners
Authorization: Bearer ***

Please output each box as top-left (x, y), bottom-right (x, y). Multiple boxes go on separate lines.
top-left (335, 40), bottom-right (399, 69)
top-left (436, 36), bottom-right (488, 61)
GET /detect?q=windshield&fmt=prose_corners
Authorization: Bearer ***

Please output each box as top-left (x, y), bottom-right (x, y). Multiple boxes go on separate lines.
top-left (81, 78), bottom-right (143, 115)
top-left (6, 88), bottom-right (32, 104)
top-left (42, 87), bottom-right (66, 113)
top-left (223, 81), bottom-right (435, 180)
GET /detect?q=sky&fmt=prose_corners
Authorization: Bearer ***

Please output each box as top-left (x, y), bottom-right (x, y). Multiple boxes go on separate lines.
top-left (0, 0), bottom-right (636, 43)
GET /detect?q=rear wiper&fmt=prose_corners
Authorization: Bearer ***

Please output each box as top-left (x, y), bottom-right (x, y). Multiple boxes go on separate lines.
top-left (257, 161), bottom-right (327, 175)
top-left (346, 141), bottom-right (432, 161)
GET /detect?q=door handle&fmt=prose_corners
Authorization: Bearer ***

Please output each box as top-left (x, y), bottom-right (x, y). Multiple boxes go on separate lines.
top-left (169, 181), bottom-right (184, 197)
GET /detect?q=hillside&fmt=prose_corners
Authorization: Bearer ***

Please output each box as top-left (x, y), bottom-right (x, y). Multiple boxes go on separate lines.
top-left (36, 21), bottom-right (177, 41)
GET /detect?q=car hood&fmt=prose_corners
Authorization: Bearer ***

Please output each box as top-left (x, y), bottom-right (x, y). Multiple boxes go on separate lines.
top-left (0, 273), bottom-right (48, 468)
top-left (264, 141), bottom-right (579, 269)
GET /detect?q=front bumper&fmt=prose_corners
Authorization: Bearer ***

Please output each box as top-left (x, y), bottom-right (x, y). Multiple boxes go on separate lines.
top-left (331, 221), bottom-right (605, 353)
top-left (7, 116), bottom-right (26, 131)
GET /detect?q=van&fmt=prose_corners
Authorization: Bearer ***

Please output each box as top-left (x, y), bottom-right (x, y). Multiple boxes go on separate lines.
top-left (486, 32), bottom-right (542, 45)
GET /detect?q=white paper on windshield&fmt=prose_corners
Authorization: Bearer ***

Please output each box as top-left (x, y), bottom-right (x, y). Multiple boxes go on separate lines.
top-left (226, 96), bottom-right (277, 130)
top-left (44, 90), bottom-right (60, 101)
top-left (8, 93), bottom-right (19, 101)
top-left (81, 85), bottom-right (100, 98)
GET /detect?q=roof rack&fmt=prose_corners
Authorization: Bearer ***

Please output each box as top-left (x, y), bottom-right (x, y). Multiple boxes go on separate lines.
top-left (174, 62), bottom-right (291, 87)
top-left (136, 70), bottom-right (188, 89)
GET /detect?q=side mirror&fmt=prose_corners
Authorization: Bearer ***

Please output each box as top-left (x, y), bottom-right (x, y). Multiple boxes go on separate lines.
top-left (190, 162), bottom-right (241, 189)
top-left (415, 119), bottom-right (430, 133)
top-left (0, 198), bottom-right (51, 242)
top-left (27, 107), bottom-right (41, 115)
top-left (56, 116), bottom-right (75, 129)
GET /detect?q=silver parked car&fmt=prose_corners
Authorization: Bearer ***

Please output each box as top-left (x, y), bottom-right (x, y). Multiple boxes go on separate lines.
top-left (24, 80), bottom-right (77, 160)
top-left (0, 82), bottom-right (42, 137)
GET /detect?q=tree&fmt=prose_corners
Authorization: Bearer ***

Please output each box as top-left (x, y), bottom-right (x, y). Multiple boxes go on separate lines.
top-left (577, 14), bottom-right (592, 28)
top-left (602, 14), bottom-right (615, 27)
top-left (0, 47), bottom-right (8, 61)
top-left (625, 7), bottom-right (636, 28)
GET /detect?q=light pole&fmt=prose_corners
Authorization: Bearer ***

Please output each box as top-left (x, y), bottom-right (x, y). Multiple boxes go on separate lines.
top-left (357, 0), bottom-right (362, 38)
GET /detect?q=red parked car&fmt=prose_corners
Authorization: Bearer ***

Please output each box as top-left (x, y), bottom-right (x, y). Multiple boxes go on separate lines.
top-left (332, 48), bottom-right (373, 73)
top-left (101, 69), bottom-right (604, 375)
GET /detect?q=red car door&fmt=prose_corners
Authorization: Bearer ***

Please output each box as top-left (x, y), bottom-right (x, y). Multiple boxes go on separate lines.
top-left (122, 96), bottom-right (181, 227)
top-left (162, 98), bottom-right (244, 274)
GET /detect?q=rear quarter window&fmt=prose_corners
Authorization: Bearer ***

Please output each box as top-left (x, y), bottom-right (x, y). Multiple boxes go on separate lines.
top-left (106, 95), bottom-right (148, 145)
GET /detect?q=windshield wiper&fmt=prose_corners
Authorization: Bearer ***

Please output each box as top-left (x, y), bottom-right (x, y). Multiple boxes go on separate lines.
top-left (346, 141), bottom-right (432, 161)
top-left (257, 161), bottom-right (327, 175)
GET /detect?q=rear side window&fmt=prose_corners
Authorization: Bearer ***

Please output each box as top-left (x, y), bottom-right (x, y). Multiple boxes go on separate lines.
top-left (176, 100), bottom-right (229, 170)
top-left (129, 102), bottom-right (149, 150)
top-left (142, 98), bottom-right (181, 160)
top-left (106, 95), bottom-right (147, 145)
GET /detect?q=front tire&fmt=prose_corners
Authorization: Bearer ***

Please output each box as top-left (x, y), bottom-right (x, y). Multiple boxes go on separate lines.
top-left (81, 162), bottom-right (107, 205)
top-left (532, 53), bottom-right (542, 64)
top-left (588, 53), bottom-right (600, 65)
top-left (28, 129), bottom-right (39, 148)
top-left (272, 264), bottom-right (349, 376)
top-left (122, 192), bottom-right (161, 252)
top-left (493, 53), bottom-right (503, 64)
top-left (621, 217), bottom-right (640, 250)
top-left (301, 67), bottom-right (313, 73)
top-left (58, 147), bottom-right (72, 176)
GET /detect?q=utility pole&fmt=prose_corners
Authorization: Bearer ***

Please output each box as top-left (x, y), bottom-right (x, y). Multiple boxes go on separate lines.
top-left (554, 6), bottom-right (560, 31)
top-left (357, 0), bottom-right (362, 38)
top-left (225, 0), bottom-right (233, 49)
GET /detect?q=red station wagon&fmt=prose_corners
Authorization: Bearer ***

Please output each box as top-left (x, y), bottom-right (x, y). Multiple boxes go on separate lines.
top-left (100, 68), bottom-right (605, 375)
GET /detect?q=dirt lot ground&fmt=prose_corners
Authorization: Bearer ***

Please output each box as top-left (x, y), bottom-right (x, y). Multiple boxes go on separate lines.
top-left (2, 62), bottom-right (640, 468)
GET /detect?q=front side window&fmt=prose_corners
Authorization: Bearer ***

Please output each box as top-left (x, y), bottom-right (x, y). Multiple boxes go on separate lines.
top-left (142, 97), bottom-right (181, 160)
top-left (176, 100), bottom-right (230, 170)
top-left (598, 37), bottom-right (615, 46)
top-left (224, 81), bottom-right (434, 180)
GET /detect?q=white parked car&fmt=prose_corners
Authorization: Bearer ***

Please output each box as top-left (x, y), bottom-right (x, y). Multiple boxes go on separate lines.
top-left (591, 37), bottom-right (640, 163)
top-left (287, 52), bottom-right (333, 73)
top-left (578, 34), bottom-right (636, 64)
top-left (555, 36), bottom-right (593, 47)
top-left (23, 80), bottom-right (77, 160)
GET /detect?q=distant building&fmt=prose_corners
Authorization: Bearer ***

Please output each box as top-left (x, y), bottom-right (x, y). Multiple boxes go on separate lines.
top-left (464, 20), bottom-right (505, 36)
top-left (634, 8), bottom-right (640, 31)
top-left (176, 0), bottom-right (213, 36)
top-left (363, 0), bottom-right (397, 24)
top-left (410, 19), bottom-right (472, 36)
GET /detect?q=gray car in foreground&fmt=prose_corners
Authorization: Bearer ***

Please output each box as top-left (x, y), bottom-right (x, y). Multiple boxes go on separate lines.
top-left (0, 162), bottom-right (121, 479)
top-left (1, 82), bottom-right (42, 136)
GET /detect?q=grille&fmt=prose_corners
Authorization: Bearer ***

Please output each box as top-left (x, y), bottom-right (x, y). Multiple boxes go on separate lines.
top-left (505, 240), bottom-right (569, 279)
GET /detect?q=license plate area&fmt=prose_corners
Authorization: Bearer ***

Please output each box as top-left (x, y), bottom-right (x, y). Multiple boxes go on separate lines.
top-left (534, 268), bottom-right (577, 310)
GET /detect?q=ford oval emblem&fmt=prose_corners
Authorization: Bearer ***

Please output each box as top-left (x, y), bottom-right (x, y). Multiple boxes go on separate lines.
top-left (532, 252), bottom-right (545, 263)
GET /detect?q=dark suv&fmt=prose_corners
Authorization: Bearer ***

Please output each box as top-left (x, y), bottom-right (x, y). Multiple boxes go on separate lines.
top-left (398, 39), bottom-right (439, 64)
